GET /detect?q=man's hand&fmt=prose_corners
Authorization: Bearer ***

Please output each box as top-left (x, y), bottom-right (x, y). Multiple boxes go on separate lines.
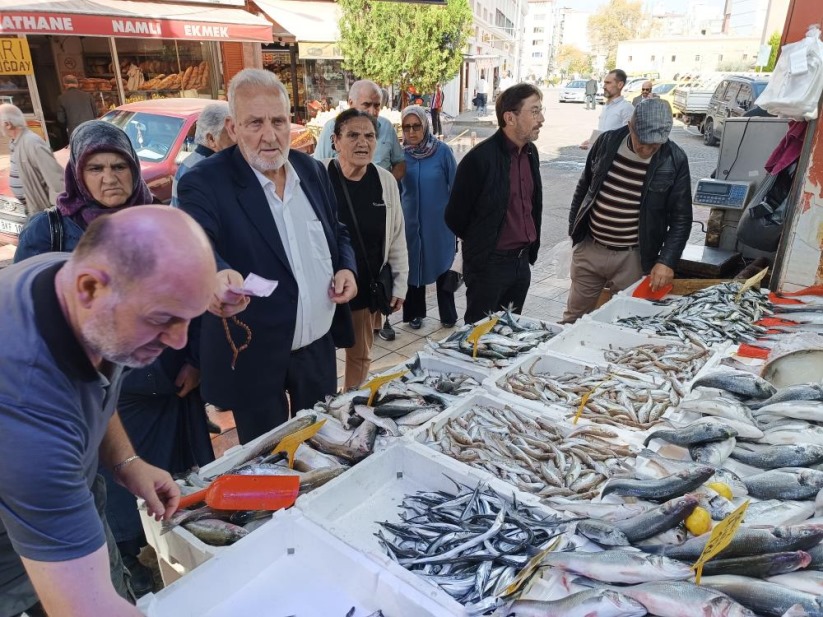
top-left (390, 297), bottom-right (404, 313)
top-left (649, 263), bottom-right (675, 292)
top-left (330, 269), bottom-right (357, 304)
top-left (115, 459), bottom-right (180, 522)
top-left (175, 363), bottom-right (200, 398)
top-left (209, 269), bottom-right (250, 317)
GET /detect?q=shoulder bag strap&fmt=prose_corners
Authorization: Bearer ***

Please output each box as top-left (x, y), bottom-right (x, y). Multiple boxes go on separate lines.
top-left (332, 160), bottom-right (375, 281)
top-left (46, 207), bottom-right (64, 253)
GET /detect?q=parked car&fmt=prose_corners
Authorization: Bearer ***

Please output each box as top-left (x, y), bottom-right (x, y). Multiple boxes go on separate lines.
top-left (702, 75), bottom-right (770, 146)
top-left (621, 77), bottom-right (649, 100)
top-left (0, 98), bottom-right (316, 244)
top-left (672, 74), bottom-right (726, 128)
top-left (559, 80), bottom-right (586, 103)
top-left (652, 82), bottom-right (678, 110)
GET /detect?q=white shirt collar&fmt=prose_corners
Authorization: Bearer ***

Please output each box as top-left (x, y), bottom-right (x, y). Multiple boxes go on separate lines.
top-left (606, 95), bottom-right (626, 106)
top-left (251, 159), bottom-right (300, 196)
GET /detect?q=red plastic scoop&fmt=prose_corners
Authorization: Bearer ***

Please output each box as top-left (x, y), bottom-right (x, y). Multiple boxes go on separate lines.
top-left (632, 276), bottom-right (673, 301)
top-left (177, 475), bottom-right (300, 511)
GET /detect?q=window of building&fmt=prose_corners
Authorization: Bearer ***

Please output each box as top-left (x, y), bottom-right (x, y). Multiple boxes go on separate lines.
top-left (532, 52), bottom-right (543, 58)
top-left (628, 55), bottom-right (633, 61)
top-left (533, 26), bottom-right (544, 33)
top-left (695, 54), bottom-right (701, 61)
top-left (671, 55), bottom-right (676, 62)
top-left (742, 54), bottom-right (748, 60)
top-left (532, 39), bottom-right (544, 46)
top-left (719, 54), bottom-right (724, 61)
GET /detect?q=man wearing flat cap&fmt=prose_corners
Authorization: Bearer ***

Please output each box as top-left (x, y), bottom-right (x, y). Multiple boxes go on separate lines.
top-left (563, 98), bottom-right (692, 323)
top-left (57, 75), bottom-right (97, 140)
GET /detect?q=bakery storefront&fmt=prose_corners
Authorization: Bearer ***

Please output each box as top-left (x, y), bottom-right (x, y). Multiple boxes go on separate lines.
top-left (0, 0), bottom-right (272, 148)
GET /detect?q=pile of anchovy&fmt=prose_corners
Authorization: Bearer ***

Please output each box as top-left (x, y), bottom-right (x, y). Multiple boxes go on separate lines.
top-left (427, 309), bottom-right (558, 368)
top-left (422, 405), bottom-right (635, 499)
top-left (377, 482), bottom-right (570, 606)
top-left (615, 282), bottom-right (772, 344)
top-left (501, 341), bottom-right (712, 430)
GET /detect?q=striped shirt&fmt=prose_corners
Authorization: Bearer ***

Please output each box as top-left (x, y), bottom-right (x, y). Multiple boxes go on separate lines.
top-left (8, 136), bottom-right (26, 204)
top-left (588, 136), bottom-right (650, 247)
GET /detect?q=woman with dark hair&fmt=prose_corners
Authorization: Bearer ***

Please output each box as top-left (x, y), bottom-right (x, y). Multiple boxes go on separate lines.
top-left (399, 105), bottom-right (458, 330)
top-left (14, 120), bottom-right (214, 599)
top-left (324, 109), bottom-right (408, 389)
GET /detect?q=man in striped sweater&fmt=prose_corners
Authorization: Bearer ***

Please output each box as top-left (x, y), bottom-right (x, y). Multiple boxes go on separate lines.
top-left (563, 98), bottom-right (692, 323)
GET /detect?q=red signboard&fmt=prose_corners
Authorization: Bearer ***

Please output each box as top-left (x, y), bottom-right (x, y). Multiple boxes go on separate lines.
top-left (0, 12), bottom-right (273, 43)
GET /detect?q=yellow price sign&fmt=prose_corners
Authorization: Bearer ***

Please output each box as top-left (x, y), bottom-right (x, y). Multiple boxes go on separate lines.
top-left (499, 536), bottom-right (563, 598)
top-left (572, 374), bottom-right (610, 425)
top-left (735, 267), bottom-right (769, 303)
top-left (0, 39), bottom-right (33, 75)
top-left (691, 499), bottom-right (750, 584)
top-left (466, 316), bottom-right (499, 359)
top-left (363, 369), bottom-right (408, 406)
top-left (271, 419), bottom-right (326, 468)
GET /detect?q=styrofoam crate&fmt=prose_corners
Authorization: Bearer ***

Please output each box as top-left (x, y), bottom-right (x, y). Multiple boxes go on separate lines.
top-left (585, 296), bottom-right (672, 325)
top-left (296, 440), bottom-right (566, 615)
top-left (138, 510), bottom-right (447, 617)
top-left (140, 506), bottom-right (219, 584)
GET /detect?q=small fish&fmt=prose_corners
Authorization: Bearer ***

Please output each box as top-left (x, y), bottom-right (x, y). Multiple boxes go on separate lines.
top-left (182, 518), bottom-right (248, 546)
top-left (576, 520), bottom-right (631, 547)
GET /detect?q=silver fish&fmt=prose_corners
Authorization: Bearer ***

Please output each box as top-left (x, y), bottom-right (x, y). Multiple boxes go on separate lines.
top-left (542, 549), bottom-right (693, 584)
top-left (731, 444), bottom-right (823, 470)
top-left (182, 518), bottom-right (248, 546)
top-left (692, 369), bottom-right (776, 400)
top-left (644, 418), bottom-right (737, 447)
top-left (744, 469), bottom-right (823, 501)
top-left (505, 589), bottom-right (647, 617)
top-left (750, 383), bottom-right (823, 410)
top-left (700, 551), bottom-right (812, 578)
top-left (612, 494), bottom-right (699, 543)
top-left (601, 466), bottom-right (715, 502)
top-left (701, 574), bottom-right (823, 617)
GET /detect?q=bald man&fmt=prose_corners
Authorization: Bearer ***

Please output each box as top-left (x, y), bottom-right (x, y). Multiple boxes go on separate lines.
top-left (632, 80), bottom-right (658, 106)
top-left (313, 79), bottom-right (405, 180)
top-left (0, 207), bottom-right (215, 617)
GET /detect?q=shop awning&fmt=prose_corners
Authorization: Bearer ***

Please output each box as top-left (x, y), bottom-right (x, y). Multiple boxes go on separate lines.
top-left (253, 0), bottom-right (340, 44)
top-left (0, 0), bottom-right (274, 43)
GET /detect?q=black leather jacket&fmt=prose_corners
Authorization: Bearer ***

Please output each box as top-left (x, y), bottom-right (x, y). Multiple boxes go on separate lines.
top-left (568, 126), bottom-right (693, 273)
top-left (445, 130), bottom-right (542, 271)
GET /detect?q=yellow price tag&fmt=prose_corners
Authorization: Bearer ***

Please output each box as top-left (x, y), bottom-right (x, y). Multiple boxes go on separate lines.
top-left (362, 369), bottom-right (408, 406)
top-left (572, 374), bottom-right (609, 425)
top-left (499, 536), bottom-right (563, 598)
top-left (466, 316), bottom-right (499, 359)
top-left (735, 267), bottom-right (769, 303)
top-left (271, 419), bottom-right (326, 468)
top-left (691, 499), bottom-right (750, 584)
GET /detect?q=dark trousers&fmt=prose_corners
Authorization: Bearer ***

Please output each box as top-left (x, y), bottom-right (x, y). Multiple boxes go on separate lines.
top-left (464, 249), bottom-right (531, 324)
top-left (233, 332), bottom-right (337, 445)
top-left (403, 271), bottom-right (458, 324)
top-left (431, 108), bottom-right (442, 135)
top-left (477, 93), bottom-right (488, 113)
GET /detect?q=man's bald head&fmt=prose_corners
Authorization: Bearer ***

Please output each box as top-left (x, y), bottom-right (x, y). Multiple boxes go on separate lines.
top-left (348, 80), bottom-right (382, 117)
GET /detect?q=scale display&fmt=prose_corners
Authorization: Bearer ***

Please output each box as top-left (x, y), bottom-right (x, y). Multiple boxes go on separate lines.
top-left (693, 179), bottom-right (752, 210)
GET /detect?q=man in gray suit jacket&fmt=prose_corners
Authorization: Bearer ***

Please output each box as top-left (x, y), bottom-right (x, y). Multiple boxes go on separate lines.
top-left (57, 75), bottom-right (97, 139)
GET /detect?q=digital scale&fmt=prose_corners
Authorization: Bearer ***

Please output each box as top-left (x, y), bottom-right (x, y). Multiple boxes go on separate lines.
top-left (693, 179), bottom-right (753, 210)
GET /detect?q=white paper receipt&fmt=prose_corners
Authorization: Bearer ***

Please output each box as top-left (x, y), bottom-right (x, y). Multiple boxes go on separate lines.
top-left (232, 273), bottom-right (279, 298)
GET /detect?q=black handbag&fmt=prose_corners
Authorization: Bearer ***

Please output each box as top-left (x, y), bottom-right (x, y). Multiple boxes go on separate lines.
top-left (46, 207), bottom-right (64, 252)
top-left (333, 161), bottom-right (393, 315)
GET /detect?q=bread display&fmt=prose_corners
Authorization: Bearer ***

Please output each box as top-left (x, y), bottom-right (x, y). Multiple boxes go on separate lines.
top-left (128, 60), bottom-right (210, 93)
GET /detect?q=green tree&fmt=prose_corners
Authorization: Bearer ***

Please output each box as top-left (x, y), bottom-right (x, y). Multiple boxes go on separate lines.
top-left (555, 45), bottom-right (593, 77)
top-left (338, 0), bottom-right (472, 98)
top-left (765, 31), bottom-right (781, 72)
top-left (588, 0), bottom-right (644, 70)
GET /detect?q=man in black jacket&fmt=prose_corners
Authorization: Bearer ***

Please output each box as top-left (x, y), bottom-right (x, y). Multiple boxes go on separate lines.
top-left (56, 75), bottom-right (97, 139)
top-left (445, 83), bottom-right (544, 324)
top-left (563, 98), bottom-right (692, 323)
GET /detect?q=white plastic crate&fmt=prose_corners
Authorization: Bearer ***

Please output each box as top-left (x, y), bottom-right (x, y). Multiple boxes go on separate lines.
top-left (585, 296), bottom-right (672, 325)
top-left (296, 440), bottom-right (564, 615)
top-left (138, 510), bottom-right (447, 617)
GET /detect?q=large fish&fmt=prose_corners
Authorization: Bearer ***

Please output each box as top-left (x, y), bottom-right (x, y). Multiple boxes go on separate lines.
top-left (612, 494), bottom-right (699, 543)
top-left (543, 550), bottom-right (693, 584)
top-left (701, 574), bottom-right (823, 617)
top-left (744, 500), bottom-right (816, 527)
top-left (698, 551), bottom-right (811, 578)
top-left (730, 444), bottom-right (823, 470)
top-left (744, 469), bottom-right (823, 501)
top-left (692, 370), bottom-right (777, 399)
top-left (601, 467), bottom-right (715, 502)
top-left (750, 383), bottom-right (823, 410)
top-left (644, 418), bottom-right (737, 447)
top-left (754, 401), bottom-right (823, 423)
top-left (505, 589), bottom-right (647, 617)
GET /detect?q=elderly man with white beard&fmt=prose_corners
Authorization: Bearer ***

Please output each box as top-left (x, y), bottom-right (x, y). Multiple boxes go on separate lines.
top-left (178, 68), bottom-right (358, 444)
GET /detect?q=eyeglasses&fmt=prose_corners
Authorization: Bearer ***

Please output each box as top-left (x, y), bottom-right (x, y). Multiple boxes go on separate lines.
top-left (641, 88), bottom-right (652, 92)
top-left (402, 123), bottom-right (424, 132)
top-left (515, 106), bottom-right (545, 119)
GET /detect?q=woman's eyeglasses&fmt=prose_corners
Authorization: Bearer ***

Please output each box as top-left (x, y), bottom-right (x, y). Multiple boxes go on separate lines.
top-left (402, 123), bottom-right (424, 132)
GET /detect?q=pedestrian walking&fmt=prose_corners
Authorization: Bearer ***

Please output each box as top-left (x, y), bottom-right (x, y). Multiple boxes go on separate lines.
top-left (56, 74), bottom-right (98, 139)
top-left (563, 99), bottom-right (692, 323)
top-left (584, 76), bottom-right (598, 110)
top-left (476, 74), bottom-right (490, 115)
top-left (445, 84), bottom-right (544, 324)
top-left (399, 105), bottom-right (458, 331)
top-left (430, 83), bottom-right (444, 137)
top-left (178, 69), bottom-right (358, 444)
top-left (581, 69), bottom-right (634, 149)
top-left (0, 103), bottom-right (64, 216)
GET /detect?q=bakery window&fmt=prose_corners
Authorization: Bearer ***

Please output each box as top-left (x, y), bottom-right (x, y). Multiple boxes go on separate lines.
top-left (114, 38), bottom-right (216, 101)
top-left (0, 75), bottom-right (34, 114)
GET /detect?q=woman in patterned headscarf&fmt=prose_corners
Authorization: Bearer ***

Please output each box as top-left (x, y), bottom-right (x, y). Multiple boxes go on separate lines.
top-left (399, 105), bottom-right (458, 330)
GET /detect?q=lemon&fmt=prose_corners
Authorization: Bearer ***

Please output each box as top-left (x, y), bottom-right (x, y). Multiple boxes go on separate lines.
top-left (706, 482), bottom-right (733, 500)
top-left (685, 507), bottom-right (711, 536)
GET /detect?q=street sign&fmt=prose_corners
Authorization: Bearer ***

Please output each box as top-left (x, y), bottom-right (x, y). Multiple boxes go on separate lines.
top-left (0, 37), bottom-right (33, 75)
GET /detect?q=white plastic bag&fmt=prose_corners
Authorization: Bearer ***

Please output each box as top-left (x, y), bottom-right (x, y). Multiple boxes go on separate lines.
top-left (756, 25), bottom-right (823, 120)
top-left (543, 239), bottom-right (573, 280)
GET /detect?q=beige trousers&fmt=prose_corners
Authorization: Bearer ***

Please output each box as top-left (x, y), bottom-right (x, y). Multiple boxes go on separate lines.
top-left (562, 236), bottom-right (644, 324)
top-left (345, 309), bottom-right (382, 389)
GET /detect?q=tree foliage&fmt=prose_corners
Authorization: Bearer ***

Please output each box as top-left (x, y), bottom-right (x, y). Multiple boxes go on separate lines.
top-left (588, 0), bottom-right (644, 70)
top-left (555, 45), bottom-right (593, 77)
top-left (765, 31), bottom-right (781, 72)
top-left (338, 0), bottom-right (472, 94)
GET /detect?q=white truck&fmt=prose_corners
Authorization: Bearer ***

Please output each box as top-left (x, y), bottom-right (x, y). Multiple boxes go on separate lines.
top-left (672, 75), bottom-right (724, 128)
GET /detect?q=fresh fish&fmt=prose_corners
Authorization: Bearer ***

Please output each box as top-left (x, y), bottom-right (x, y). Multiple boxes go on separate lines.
top-left (644, 418), bottom-right (737, 447)
top-left (309, 419), bottom-right (377, 464)
top-left (646, 525), bottom-right (823, 561)
top-left (298, 466), bottom-right (348, 493)
top-left (755, 401), bottom-right (823, 422)
top-left (578, 579), bottom-right (757, 617)
top-left (699, 551), bottom-right (812, 578)
top-left (612, 495), bottom-right (699, 543)
top-left (395, 407), bottom-right (442, 427)
top-left (690, 437), bottom-right (737, 466)
top-left (701, 574), bottom-right (823, 617)
top-left (542, 549), bottom-right (693, 584)
top-left (353, 404), bottom-right (399, 436)
top-left (691, 369), bottom-right (776, 399)
top-left (550, 499), bottom-right (651, 523)
top-left (680, 390), bottom-right (759, 426)
top-left (695, 486), bottom-right (736, 521)
top-left (601, 467), bottom-right (715, 502)
top-left (744, 500), bottom-right (815, 526)
top-left (182, 518), bottom-right (249, 546)
top-left (634, 450), bottom-right (748, 496)
top-left (744, 469), bottom-right (823, 501)
top-left (769, 571), bottom-right (823, 596)
top-left (750, 383), bottom-right (823, 410)
top-left (505, 589), bottom-right (647, 617)
top-left (576, 519), bottom-right (632, 547)
top-left (161, 505), bottom-right (231, 534)
top-left (635, 526), bottom-right (688, 548)
top-left (731, 444), bottom-right (823, 470)
top-left (763, 424), bottom-right (823, 447)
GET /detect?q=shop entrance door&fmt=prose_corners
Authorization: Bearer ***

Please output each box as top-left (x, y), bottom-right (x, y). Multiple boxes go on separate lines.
top-left (28, 35), bottom-right (65, 149)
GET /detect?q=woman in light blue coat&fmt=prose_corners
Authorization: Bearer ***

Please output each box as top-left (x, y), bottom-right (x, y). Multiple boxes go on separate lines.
top-left (400, 105), bottom-right (459, 329)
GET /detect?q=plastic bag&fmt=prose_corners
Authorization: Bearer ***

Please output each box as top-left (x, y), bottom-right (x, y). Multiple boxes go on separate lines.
top-left (756, 25), bottom-right (823, 120)
top-left (543, 239), bottom-right (573, 280)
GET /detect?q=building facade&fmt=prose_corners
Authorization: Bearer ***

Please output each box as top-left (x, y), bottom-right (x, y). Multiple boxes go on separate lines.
top-left (616, 36), bottom-right (761, 78)
top-left (548, 6), bottom-right (593, 77)
top-left (520, 0), bottom-right (554, 81)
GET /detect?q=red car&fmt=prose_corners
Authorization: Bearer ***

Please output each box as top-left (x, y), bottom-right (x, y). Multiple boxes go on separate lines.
top-left (0, 98), bottom-right (315, 244)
